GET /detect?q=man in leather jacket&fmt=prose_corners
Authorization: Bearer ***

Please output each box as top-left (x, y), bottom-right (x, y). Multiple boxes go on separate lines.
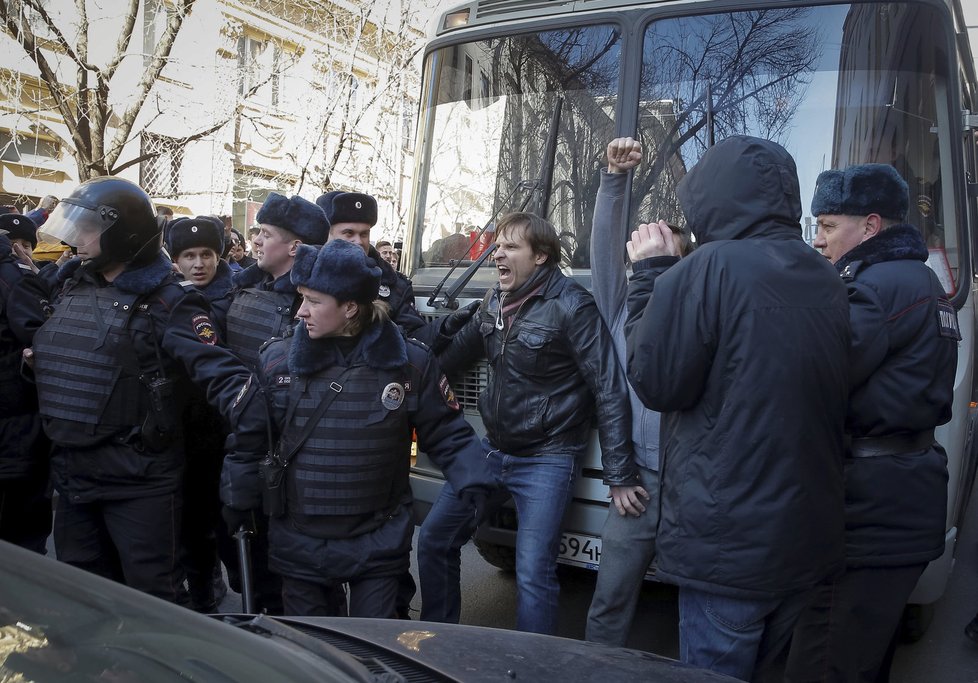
top-left (417, 211), bottom-right (634, 635)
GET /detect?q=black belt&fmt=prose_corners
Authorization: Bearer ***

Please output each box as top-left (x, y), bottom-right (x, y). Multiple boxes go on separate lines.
top-left (847, 430), bottom-right (935, 459)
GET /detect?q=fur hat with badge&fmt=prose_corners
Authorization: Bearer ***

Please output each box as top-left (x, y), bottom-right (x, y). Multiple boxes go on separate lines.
top-left (811, 163), bottom-right (909, 221)
top-left (166, 215), bottom-right (224, 258)
top-left (291, 239), bottom-right (381, 304)
top-left (315, 191), bottom-right (378, 227)
top-left (256, 193), bottom-right (331, 245)
top-left (0, 213), bottom-right (38, 249)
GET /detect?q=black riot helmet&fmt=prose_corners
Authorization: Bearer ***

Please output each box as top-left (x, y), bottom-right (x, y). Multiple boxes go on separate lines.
top-left (42, 176), bottom-right (161, 269)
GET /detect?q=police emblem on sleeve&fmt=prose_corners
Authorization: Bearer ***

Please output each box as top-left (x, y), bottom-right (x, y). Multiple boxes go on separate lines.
top-left (378, 285), bottom-right (391, 298)
top-left (439, 375), bottom-right (460, 411)
top-left (382, 382), bottom-right (405, 410)
top-left (192, 313), bottom-right (218, 345)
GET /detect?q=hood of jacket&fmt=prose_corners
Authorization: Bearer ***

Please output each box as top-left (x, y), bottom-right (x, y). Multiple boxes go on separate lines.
top-left (677, 135), bottom-right (804, 244)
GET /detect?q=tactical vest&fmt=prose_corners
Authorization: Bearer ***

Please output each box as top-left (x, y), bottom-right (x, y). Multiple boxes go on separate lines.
top-left (226, 288), bottom-right (295, 370)
top-left (32, 283), bottom-right (154, 446)
top-left (284, 364), bottom-right (413, 517)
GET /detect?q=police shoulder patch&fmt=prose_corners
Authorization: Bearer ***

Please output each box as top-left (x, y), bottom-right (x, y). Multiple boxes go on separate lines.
top-left (937, 298), bottom-right (961, 341)
top-left (192, 312), bottom-right (218, 345)
top-left (439, 375), bottom-right (460, 411)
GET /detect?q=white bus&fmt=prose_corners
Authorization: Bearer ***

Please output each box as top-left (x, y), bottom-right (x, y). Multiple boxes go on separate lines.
top-left (406, 0), bottom-right (978, 634)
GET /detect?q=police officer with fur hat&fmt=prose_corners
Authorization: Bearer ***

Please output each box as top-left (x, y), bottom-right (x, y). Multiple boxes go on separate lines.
top-left (20, 176), bottom-right (268, 606)
top-left (221, 239), bottom-right (491, 617)
top-left (223, 192), bottom-right (329, 613)
top-left (166, 215), bottom-right (236, 611)
top-left (785, 164), bottom-right (959, 681)
top-left (0, 213), bottom-right (38, 257)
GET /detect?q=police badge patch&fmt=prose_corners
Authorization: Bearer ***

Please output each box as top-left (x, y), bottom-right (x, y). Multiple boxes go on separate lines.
top-left (439, 375), bottom-right (460, 411)
top-left (378, 285), bottom-right (391, 298)
top-left (382, 382), bottom-right (405, 410)
top-left (192, 313), bottom-right (218, 345)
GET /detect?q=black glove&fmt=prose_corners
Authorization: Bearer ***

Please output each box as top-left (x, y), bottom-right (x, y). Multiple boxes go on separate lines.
top-left (222, 506), bottom-right (256, 536)
top-left (458, 487), bottom-right (490, 529)
top-left (442, 301), bottom-right (480, 337)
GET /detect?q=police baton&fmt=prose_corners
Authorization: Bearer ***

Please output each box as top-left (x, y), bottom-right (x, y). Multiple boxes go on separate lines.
top-left (233, 524), bottom-right (256, 614)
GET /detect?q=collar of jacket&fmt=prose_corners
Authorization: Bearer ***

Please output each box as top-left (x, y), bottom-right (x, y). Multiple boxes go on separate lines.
top-left (63, 252), bottom-right (175, 295)
top-left (288, 318), bottom-right (407, 375)
top-left (232, 262), bottom-right (296, 293)
top-left (200, 259), bottom-right (234, 301)
top-left (835, 223), bottom-right (928, 280)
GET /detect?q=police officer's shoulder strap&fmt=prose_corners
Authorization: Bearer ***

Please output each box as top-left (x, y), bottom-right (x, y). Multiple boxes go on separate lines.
top-left (839, 259), bottom-right (864, 282)
top-left (278, 365), bottom-right (357, 465)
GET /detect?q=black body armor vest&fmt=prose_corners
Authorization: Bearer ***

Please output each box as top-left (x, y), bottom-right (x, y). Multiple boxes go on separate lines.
top-left (285, 365), bottom-right (411, 517)
top-left (226, 288), bottom-right (295, 369)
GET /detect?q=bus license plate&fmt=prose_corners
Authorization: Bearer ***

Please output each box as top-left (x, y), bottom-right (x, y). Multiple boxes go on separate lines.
top-left (557, 533), bottom-right (601, 569)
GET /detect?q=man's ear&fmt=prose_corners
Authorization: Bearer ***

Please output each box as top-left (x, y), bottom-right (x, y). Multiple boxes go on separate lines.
top-left (534, 252), bottom-right (548, 265)
top-left (288, 240), bottom-right (301, 257)
top-left (863, 214), bottom-right (884, 241)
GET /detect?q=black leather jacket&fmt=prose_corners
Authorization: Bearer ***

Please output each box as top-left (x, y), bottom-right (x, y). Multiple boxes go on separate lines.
top-left (440, 267), bottom-right (635, 485)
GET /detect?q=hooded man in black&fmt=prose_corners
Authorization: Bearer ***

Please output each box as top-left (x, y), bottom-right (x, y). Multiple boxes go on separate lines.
top-left (624, 136), bottom-right (850, 680)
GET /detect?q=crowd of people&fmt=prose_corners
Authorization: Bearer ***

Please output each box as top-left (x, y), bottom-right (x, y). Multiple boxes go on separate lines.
top-left (0, 131), bottom-right (969, 683)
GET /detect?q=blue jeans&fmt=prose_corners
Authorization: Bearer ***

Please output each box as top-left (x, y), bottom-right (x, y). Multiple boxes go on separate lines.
top-left (585, 465), bottom-right (660, 646)
top-left (418, 438), bottom-right (578, 634)
top-left (679, 585), bottom-right (813, 681)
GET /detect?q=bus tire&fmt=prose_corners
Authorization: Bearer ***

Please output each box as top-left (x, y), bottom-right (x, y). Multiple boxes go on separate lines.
top-left (473, 538), bottom-right (517, 573)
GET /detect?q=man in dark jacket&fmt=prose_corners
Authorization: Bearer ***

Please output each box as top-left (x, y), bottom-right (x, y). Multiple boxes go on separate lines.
top-left (418, 211), bottom-right (634, 635)
top-left (624, 136), bottom-right (850, 680)
top-left (785, 164), bottom-right (958, 682)
top-left (0, 225), bottom-right (51, 554)
top-left (24, 177), bottom-right (267, 606)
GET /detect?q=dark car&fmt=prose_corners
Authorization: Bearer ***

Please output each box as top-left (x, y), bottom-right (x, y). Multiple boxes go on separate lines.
top-left (0, 541), bottom-right (734, 682)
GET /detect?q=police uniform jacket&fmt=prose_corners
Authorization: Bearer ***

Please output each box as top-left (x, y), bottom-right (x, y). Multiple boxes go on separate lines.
top-left (0, 235), bottom-right (47, 480)
top-left (836, 224), bottom-right (957, 568)
top-left (226, 263), bottom-right (299, 370)
top-left (30, 253), bottom-right (266, 502)
top-left (199, 259), bottom-right (234, 338)
top-left (438, 265), bottom-right (636, 484)
top-left (625, 136), bottom-right (851, 600)
top-left (221, 318), bottom-right (492, 580)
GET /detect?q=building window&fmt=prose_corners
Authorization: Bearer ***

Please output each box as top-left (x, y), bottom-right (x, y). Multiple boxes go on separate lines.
top-left (139, 132), bottom-right (183, 197)
top-left (0, 129), bottom-right (60, 162)
top-left (238, 33), bottom-right (280, 107)
top-left (142, 0), bottom-right (168, 68)
top-left (401, 97), bottom-right (415, 151)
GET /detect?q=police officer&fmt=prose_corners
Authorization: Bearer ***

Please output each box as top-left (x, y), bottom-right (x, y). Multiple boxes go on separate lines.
top-left (223, 192), bottom-right (329, 613)
top-left (786, 164), bottom-right (959, 681)
top-left (0, 217), bottom-right (51, 554)
top-left (221, 239), bottom-right (492, 617)
top-left (226, 193), bottom-right (330, 370)
top-left (25, 177), bottom-right (267, 605)
top-left (166, 215), bottom-right (234, 611)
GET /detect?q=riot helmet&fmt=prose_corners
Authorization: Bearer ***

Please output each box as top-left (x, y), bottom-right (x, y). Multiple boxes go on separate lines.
top-left (42, 177), bottom-right (161, 268)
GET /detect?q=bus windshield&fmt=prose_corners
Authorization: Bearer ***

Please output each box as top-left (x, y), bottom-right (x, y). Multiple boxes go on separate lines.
top-left (411, 2), bottom-right (958, 290)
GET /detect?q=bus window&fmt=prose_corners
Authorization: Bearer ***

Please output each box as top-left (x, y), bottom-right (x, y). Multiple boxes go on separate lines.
top-left (635, 3), bottom-right (958, 293)
top-left (415, 26), bottom-right (621, 270)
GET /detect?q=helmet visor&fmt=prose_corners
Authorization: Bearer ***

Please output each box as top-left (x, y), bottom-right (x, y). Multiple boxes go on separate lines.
top-left (40, 201), bottom-right (116, 248)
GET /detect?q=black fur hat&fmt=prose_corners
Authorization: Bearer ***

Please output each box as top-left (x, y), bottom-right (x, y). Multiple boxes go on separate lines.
top-left (811, 164), bottom-right (909, 221)
top-left (166, 216), bottom-right (224, 257)
top-left (256, 193), bottom-right (330, 245)
top-left (291, 239), bottom-right (381, 304)
top-left (0, 213), bottom-right (37, 249)
top-left (316, 191), bottom-right (378, 227)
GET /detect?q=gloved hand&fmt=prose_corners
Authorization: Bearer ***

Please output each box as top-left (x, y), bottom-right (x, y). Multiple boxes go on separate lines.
top-left (458, 487), bottom-right (490, 528)
top-left (442, 301), bottom-right (480, 337)
top-left (222, 505), bottom-right (256, 536)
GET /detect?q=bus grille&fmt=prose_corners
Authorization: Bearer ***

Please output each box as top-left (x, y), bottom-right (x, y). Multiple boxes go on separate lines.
top-left (420, 311), bottom-right (487, 413)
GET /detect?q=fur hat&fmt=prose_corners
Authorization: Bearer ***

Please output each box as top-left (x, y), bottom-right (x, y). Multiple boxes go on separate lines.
top-left (316, 191), bottom-right (378, 227)
top-left (291, 239), bottom-right (381, 304)
top-left (0, 213), bottom-right (38, 249)
top-left (811, 164), bottom-right (909, 221)
top-left (256, 193), bottom-right (330, 245)
top-left (166, 216), bottom-right (224, 258)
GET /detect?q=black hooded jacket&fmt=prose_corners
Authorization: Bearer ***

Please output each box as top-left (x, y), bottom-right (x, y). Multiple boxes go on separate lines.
top-left (625, 136), bottom-right (851, 599)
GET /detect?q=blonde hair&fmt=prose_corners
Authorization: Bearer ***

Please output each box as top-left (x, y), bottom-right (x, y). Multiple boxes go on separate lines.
top-left (345, 299), bottom-right (390, 337)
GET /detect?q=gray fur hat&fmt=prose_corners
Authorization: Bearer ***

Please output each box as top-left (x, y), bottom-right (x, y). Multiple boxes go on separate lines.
top-left (256, 193), bottom-right (330, 245)
top-left (316, 191), bottom-right (378, 227)
top-left (811, 163), bottom-right (909, 221)
top-left (165, 216), bottom-right (224, 257)
top-left (291, 239), bottom-right (381, 303)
